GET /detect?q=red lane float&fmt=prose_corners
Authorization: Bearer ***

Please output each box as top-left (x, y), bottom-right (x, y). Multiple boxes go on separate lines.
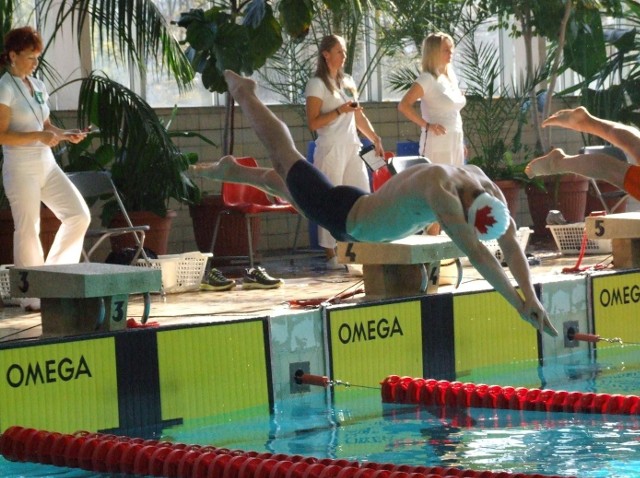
top-left (0, 425), bottom-right (572, 478)
top-left (380, 376), bottom-right (640, 415)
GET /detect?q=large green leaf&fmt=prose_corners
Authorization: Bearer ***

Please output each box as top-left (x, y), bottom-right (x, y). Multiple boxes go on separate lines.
top-left (185, 18), bottom-right (217, 51)
top-left (247, 4), bottom-right (283, 69)
top-left (563, 9), bottom-right (607, 78)
top-left (213, 22), bottom-right (251, 74)
top-left (278, 0), bottom-right (314, 40)
top-left (201, 57), bottom-right (227, 93)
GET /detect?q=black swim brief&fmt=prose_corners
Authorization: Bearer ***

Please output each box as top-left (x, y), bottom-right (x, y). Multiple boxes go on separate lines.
top-left (286, 160), bottom-right (366, 242)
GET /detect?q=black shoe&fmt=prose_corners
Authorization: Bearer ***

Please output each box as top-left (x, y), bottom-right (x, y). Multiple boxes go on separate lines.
top-left (200, 268), bottom-right (236, 291)
top-left (242, 266), bottom-right (284, 290)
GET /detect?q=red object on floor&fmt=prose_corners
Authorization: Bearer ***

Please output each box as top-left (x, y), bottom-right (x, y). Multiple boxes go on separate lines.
top-left (126, 318), bottom-right (159, 328)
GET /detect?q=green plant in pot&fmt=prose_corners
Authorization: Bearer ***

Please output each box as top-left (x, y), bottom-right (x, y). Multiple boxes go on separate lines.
top-left (459, 38), bottom-right (542, 221)
top-left (61, 73), bottom-right (215, 255)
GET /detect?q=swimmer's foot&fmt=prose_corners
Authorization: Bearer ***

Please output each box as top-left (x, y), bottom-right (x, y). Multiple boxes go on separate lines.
top-left (190, 155), bottom-right (237, 181)
top-left (224, 69), bottom-right (257, 98)
top-left (525, 148), bottom-right (567, 178)
top-left (542, 106), bottom-right (590, 131)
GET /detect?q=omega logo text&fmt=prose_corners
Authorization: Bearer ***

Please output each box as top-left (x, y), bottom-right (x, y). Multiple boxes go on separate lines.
top-left (338, 317), bottom-right (404, 344)
top-left (599, 285), bottom-right (640, 307)
top-left (6, 355), bottom-right (92, 388)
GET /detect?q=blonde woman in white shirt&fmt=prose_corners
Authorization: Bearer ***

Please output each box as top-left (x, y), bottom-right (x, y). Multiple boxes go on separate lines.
top-left (0, 27), bottom-right (90, 311)
top-left (398, 32), bottom-right (466, 235)
top-left (305, 34), bottom-right (384, 270)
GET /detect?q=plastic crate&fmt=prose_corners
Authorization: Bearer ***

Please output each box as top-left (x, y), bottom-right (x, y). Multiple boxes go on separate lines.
top-left (547, 223), bottom-right (612, 255)
top-left (0, 265), bottom-right (20, 305)
top-left (137, 251), bottom-right (212, 293)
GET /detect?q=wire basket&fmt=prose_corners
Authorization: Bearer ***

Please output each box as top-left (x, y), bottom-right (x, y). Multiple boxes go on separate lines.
top-left (547, 223), bottom-right (612, 255)
top-left (0, 265), bottom-right (20, 305)
top-left (137, 251), bottom-right (212, 293)
top-left (460, 227), bottom-right (532, 266)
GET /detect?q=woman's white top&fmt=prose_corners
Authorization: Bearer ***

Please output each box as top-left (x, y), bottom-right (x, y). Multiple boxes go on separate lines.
top-left (0, 73), bottom-right (50, 154)
top-left (305, 76), bottom-right (360, 148)
top-left (415, 69), bottom-right (466, 166)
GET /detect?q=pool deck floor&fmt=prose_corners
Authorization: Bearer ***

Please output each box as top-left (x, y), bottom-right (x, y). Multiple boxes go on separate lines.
top-left (0, 235), bottom-right (616, 345)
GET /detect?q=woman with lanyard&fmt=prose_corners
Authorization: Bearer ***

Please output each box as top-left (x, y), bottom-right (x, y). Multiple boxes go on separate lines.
top-left (0, 26), bottom-right (90, 311)
top-left (305, 34), bottom-right (384, 270)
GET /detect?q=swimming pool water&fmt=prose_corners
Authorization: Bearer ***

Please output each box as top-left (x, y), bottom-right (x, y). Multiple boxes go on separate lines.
top-left (2, 346), bottom-right (640, 477)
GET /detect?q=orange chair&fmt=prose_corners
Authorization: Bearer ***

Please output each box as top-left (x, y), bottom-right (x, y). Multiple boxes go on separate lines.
top-left (372, 151), bottom-right (395, 191)
top-left (210, 157), bottom-right (302, 267)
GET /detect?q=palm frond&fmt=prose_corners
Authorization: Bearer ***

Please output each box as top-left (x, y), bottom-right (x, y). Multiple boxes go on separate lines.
top-left (38, 0), bottom-right (194, 90)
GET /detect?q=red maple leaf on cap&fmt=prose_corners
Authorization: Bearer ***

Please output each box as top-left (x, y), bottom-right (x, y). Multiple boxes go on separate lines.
top-left (475, 205), bottom-right (497, 234)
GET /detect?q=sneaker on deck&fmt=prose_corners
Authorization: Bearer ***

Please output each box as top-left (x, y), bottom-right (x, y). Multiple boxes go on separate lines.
top-left (242, 266), bottom-right (284, 290)
top-left (200, 268), bottom-right (236, 291)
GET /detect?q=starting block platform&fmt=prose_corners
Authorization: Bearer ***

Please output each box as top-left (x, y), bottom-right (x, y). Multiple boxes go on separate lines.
top-left (9, 263), bottom-right (162, 337)
top-left (337, 235), bottom-right (465, 298)
top-left (586, 212), bottom-right (640, 268)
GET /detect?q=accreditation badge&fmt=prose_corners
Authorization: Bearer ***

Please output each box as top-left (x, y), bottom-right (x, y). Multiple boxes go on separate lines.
top-left (34, 91), bottom-right (44, 104)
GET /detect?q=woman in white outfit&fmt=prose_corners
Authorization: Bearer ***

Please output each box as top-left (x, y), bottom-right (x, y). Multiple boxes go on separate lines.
top-left (0, 27), bottom-right (90, 311)
top-left (305, 34), bottom-right (384, 270)
top-left (398, 32), bottom-right (466, 234)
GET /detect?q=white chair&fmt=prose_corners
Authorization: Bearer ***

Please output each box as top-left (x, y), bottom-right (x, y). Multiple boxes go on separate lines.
top-left (66, 171), bottom-right (151, 263)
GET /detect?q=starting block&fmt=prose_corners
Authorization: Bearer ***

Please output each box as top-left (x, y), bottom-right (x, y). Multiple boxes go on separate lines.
top-left (585, 212), bottom-right (640, 268)
top-left (9, 263), bottom-right (162, 337)
top-left (337, 235), bottom-right (465, 298)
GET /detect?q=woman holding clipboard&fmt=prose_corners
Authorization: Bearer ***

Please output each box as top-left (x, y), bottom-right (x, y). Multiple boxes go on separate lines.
top-left (305, 34), bottom-right (384, 270)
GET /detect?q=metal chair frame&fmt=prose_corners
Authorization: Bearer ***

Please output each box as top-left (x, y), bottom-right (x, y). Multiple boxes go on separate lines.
top-left (210, 157), bottom-right (302, 268)
top-left (66, 171), bottom-right (151, 264)
top-left (579, 145), bottom-right (630, 214)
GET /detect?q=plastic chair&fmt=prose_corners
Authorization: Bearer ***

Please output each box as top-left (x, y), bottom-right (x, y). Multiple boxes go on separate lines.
top-left (579, 145), bottom-right (630, 214)
top-left (372, 152), bottom-right (395, 191)
top-left (66, 171), bottom-right (151, 263)
top-left (210, 157), bottom-right (302, 268)
top-left (372, 153), bottom-right (431, 191)
top-left (387, 155), bottom-right (431, 175)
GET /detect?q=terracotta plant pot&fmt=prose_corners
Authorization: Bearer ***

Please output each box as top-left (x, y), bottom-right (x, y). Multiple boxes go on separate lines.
top-left (526, 174), bottom-right (589, 238)
top-left (109, 210), bottom-right (177, 256)
top-left (189, 195), bottom-right (260, 257)
top-left (0, 207), bottom-right (62, 265)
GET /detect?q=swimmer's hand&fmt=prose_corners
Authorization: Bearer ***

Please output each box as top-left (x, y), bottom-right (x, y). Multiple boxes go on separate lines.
top-left (529, 312), bottom-right (559, 337)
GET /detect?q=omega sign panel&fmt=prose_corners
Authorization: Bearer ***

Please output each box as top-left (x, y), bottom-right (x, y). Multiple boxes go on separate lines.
top-left (0, 338), bottom-right (119, 433)
top-left (591, 271), bottom-right (640, 349)
top-left (327, 300), bottom-right (423, 394)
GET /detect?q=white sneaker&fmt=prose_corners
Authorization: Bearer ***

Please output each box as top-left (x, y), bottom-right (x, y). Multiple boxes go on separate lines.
top-left (325, 256), bottom-right (346, 271)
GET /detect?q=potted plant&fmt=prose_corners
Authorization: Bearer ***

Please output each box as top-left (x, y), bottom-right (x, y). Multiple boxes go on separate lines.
top-left (459, 39), bottom-right (542, 220)
top-left (0, 0), bottom-right (200, 258)
top-left (61, 73), bottom-right (217, 255)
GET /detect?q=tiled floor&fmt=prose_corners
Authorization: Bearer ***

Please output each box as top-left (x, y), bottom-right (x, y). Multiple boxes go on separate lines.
top-left (0, 235), bottom-right (616, 344)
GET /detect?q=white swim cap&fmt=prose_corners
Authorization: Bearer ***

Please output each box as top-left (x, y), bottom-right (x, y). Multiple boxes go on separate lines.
top-left (468, 193), bottom-right (510, 241)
